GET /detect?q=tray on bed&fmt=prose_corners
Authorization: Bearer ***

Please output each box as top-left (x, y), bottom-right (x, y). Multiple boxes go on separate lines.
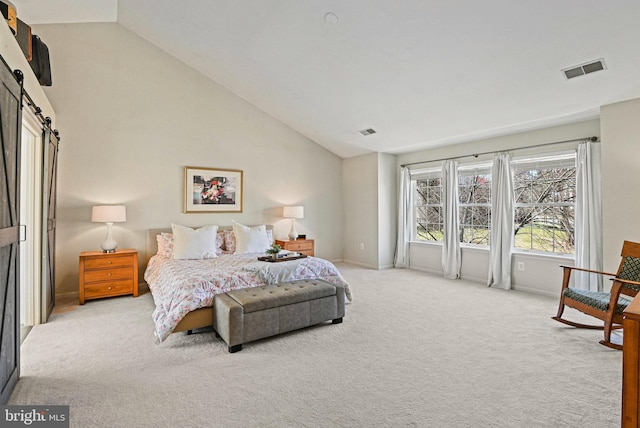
top-left (258, 254), bottom-right (308, 263)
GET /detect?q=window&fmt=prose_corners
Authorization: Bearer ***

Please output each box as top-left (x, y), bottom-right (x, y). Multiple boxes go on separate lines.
top-left (512, 153), bottom-right (576, 254)
top-left (414, 171), bottom-right (443, 242)
top-left (411, 152), bottom-right (576, 254)
top-left (458, 165), bottom-right (491, 246)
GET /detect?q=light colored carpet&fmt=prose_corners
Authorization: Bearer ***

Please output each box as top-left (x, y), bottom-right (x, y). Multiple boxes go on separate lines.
top-left (10, 264), bottom-right (622, 427)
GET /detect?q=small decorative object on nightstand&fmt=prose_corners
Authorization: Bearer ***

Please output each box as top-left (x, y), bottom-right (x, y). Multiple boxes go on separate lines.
top-left (275, 239), bottom-right (314, 257)
top-left (79, 249), bottom-right (138, 304)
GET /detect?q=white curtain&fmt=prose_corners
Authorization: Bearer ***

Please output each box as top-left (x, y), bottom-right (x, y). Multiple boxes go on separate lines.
top-left (394, 166), bottom-right (411, 268)
top-left (487, 153), bottom-right (514, 289)
top-left (574, 142), bottom-right (603, 291)
top-left (441, 160), bottom-right (461, 279)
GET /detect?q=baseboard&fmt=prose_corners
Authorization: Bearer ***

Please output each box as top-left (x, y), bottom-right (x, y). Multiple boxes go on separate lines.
top-left (342, 259), bottom-right (378, 269)
top-left (409, 266), bottom-right (442, 276)
top-left (512, 285), bottom-right (557, 298)
top-left (55, 290), bottom-right (78, 300)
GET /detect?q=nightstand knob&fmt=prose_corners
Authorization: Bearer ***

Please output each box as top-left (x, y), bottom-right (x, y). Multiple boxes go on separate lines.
top-left (108, 261), bottom-right (112, 264)
top-left (108, 273), bottom-right (112, 277)
top-left (108, 286), bottom-right (112, 290)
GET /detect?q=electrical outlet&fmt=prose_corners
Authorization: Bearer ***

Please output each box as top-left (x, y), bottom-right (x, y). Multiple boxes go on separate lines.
top-left (359, 243), bottom-right (364, 250)
top-left (517, 262), bottom-right (525, 271)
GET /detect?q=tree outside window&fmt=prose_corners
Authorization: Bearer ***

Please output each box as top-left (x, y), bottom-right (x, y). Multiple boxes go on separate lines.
top-left (513, 155), bottom-right (576, 254)
top-left (413, 152), bottom-right (576, 255)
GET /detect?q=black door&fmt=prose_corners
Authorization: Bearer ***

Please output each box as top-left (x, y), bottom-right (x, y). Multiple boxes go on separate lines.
top-left (42, 125), bottom-right (58, 320)
top-left (0, 59), bottom-right (23, 404)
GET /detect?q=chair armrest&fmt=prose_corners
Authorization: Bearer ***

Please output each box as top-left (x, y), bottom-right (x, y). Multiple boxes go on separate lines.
top-left (560, 265), bottom-right (617, 277)
top-left (612, 277), bottom-right (640, 288)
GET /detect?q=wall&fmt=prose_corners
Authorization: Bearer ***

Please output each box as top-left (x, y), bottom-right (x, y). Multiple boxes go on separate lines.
top-left (341, 152), bottom-right (397, 270)
top-left (377, 153), bottom-right (397, 269)
top-left (601, 98), bottom-right (640, 272)
top-left (397, 119), bottom-right (600, 295)
top-left (34, 23), bottom-right (344, 296)
top-left (342, 153), bottom-right (378, 268)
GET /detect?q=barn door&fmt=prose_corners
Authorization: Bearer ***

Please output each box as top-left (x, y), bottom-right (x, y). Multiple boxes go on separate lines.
top-left (0, 60), bottom-right (24, 404)
top-left (42, 125), bottom-right (58, 321)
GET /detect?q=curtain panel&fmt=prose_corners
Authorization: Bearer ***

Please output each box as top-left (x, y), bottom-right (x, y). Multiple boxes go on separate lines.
top-left (487, 153), bottom-right (514, 289)
top-left (574, 142), bottom-right (603, 291)
top-left (394, 166), bottom-right (411, 268)
top-left (441, 160), bottom-right (461, 279)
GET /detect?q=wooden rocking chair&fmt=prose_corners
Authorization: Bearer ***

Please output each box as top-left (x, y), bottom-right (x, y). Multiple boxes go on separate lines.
top-left (552, 240), bottom-right (640, 350)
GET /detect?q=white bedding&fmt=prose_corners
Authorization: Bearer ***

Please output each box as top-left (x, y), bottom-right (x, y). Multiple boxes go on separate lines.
top-left (144, 253), bottom-right (352, 342)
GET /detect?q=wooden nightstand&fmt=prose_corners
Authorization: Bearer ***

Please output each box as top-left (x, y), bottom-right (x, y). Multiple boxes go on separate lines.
top-left (79, 249), bottom-right (139, 304)
top-left (275, 239), bottom-right (314, 257)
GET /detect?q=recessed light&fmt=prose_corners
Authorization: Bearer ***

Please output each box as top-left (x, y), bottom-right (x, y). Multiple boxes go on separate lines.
top-left (324, 12), bottom-right (339, 24)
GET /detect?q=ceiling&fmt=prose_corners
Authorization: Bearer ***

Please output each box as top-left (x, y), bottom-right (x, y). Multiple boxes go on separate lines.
top-left (13, 0), bottom-right (640, 158)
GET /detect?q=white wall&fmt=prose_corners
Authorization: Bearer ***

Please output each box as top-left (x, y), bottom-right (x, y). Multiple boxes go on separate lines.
top-left (397, 119), bottom-right (599, 295)
top-left (34, 23), bottom-right (344, 295)
top-left (377, 153), bottom-right (397, 269)
top-left (342, 153), bottom-right (378, 268)
top-left (601, 98), bottom-right (640, 272)
top-left (342, 152), bottom-right (398, 270)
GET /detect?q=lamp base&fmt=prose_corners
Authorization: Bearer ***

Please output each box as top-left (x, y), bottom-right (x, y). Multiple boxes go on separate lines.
top-left (101, 222), bottom-right (118, 253)
top-left (288, 218), bottom-right (298, 240)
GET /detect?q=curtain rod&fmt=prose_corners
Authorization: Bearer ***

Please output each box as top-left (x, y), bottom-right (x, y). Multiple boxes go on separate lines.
top-left (400, 136), bottom-right (598, 168)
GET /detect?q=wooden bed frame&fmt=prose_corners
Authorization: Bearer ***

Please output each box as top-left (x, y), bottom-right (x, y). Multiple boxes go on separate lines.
top-left (145, 225), bottom-right (273, 334)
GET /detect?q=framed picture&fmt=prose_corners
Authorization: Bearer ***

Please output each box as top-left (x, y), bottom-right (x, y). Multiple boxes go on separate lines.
top-left (184, 166), bottom-right (243, 213)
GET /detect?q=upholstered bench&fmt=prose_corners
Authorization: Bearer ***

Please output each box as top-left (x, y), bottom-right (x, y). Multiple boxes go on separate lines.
top-left (214, 279), bottom-right (346, 353)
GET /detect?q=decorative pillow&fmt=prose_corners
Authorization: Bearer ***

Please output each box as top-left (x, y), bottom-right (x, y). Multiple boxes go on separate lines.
top-left (231, 221), bottom-right (270, 254)
top-left (223, 229), bottom-right (236, 253)
top-left (156, 232), bottom-right (174, 258)
top-left (171, 224), bottom-right (219, 260)
top-left (216, 231), bottom-right (225, 253)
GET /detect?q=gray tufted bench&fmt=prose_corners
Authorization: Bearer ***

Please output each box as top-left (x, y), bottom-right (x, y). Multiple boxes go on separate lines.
top-left (214, 279), bottom-right (345, 353)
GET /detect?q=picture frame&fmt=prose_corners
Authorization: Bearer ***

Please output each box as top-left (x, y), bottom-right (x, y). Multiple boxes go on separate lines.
top-left (184, 166), bottom-right (243, 213)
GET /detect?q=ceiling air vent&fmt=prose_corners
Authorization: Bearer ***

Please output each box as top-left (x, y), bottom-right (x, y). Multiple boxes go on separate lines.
top-left (562, 59), bottom-right (606, 80)
top-left (359, 128), bottom-right (377, 136)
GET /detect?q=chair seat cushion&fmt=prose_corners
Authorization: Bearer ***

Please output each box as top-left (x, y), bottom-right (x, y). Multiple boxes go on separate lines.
top-left (563, 288), bottom-right (631, 314)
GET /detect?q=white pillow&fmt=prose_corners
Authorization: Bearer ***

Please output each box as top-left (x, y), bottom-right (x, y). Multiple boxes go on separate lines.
top-left (232, 221), bottom-right (270, 254)
top-left (171, 224), bottom-right (219, 260)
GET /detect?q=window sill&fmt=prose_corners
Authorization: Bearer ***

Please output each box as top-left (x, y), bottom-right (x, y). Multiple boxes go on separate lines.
top-left (512, 249), bottom-right (574, 261)
top-left (410, 241), bottom-right (574, 261)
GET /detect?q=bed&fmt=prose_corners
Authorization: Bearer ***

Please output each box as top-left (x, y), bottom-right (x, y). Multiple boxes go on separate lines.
top-left (144, 224), bottom-right (352, 342)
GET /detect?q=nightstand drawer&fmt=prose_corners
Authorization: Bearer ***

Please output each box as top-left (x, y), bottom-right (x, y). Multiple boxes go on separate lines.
top-left (286, 241), bottom-right (313, 251)
top-left (84, 255), bottom-right (134, 270)
top-left (83, 266), bottom-right (133, 283)
top-left (84, 279), bottom-right (134, 299)
top-left (275, 239), bottom-right (314, 257)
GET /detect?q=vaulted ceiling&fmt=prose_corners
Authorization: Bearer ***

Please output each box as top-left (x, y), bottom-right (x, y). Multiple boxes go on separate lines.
top-left (14, 0), bottom-right (640, 158)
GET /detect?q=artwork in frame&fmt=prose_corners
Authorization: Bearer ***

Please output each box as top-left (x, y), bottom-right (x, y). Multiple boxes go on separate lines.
top-left (184, 166), bottom-right (243, 213)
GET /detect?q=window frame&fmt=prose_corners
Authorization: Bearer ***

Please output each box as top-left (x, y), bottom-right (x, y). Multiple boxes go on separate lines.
top-left (511, 152), bottom-right (577, 255)
top-left (457, 162), bottom-right (492, 247)
top-left (412, 167), bottom-right (443, 243)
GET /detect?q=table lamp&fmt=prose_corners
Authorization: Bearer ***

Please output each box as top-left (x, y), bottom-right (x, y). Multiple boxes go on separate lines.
top-left (283, 206), bottom-right (304, 240)
top-left (91, 205), bottom-right (126, 253)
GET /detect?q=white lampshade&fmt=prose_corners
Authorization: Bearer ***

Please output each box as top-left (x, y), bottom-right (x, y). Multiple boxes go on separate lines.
top-left (282, 206), bottom-right (304, 219)
top-left (91, 205), bottom-right (126, 253)
top-left (91, 205), bottom-right (127, 223)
